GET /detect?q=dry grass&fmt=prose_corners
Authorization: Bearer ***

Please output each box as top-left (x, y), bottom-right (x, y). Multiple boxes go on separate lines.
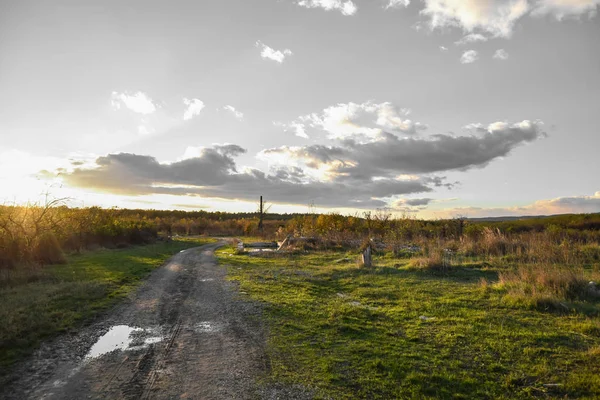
top-left (496, 263), bottom-right (600, 310)
top-left (588, 346), bottom-right (600, 358)
top-left (407, 249), bottom-right (450, 272)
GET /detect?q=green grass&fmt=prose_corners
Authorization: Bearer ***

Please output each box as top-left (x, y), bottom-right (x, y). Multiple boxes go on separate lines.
top-left (0, 237), bottom-right (215, 376)
top-left (218, 247), bottom-right (600, 399)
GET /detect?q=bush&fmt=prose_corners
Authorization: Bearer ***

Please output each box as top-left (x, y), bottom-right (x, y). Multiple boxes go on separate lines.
top-left (34, 232), bottom-right (66, 265)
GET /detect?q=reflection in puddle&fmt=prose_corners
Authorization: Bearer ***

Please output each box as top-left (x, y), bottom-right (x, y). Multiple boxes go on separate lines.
top-left (247, 248), bottom-right (275, 253)
top-left (194, 321), bottom-right (221, 333)
top-left (199, 278), bottom-right (214, 282)
top-left (86, 325), bottom-right (164, 359)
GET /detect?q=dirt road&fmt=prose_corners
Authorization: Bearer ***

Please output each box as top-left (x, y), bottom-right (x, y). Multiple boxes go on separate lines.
top-left (1, 241), bottom-right (275, 400)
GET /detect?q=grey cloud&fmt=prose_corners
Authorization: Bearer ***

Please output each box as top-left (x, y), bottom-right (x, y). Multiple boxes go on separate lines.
top-left (264, 120), bottom-right (545, 177)
top-left (61, 145), bottom-right (436, 208)
top-left (396, 198), bottom-right (433, 206)
top-left (538, 191), bottom-right (600, 212)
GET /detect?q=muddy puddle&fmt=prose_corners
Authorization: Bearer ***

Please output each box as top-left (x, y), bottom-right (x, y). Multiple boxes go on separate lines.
top-left (86, 321), bottom-right (221, 360)
top-left (86, 325), bottom-right (164, 359)
top-left (193, 321), bottom-right (222, 333)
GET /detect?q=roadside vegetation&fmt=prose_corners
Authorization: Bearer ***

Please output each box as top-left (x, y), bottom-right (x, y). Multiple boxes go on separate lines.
top-left (216, 212), bottom-right (600, 398)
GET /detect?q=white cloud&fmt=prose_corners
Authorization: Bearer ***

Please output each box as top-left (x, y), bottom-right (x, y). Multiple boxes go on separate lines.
top-left (415, 0), bottom-right (599, 39)
top-left (296, 0), bottom-right (357, 15)
top-left (420, 0), bottom-right (530, 37)
top-left (137, 125), bottom-right (151, 135)
top-left (285, 101), bottom-right (426, 142)
top-left (255, 41), bottom-right (293, 63)
top-left (440, 45), bottom-right (449, 51)
top-left (386, 0), bottom-right (410, 8)
top-left (223, 105), bottom-right (244, 120)
top-left (454, 33), bottom-right (489, 45)
top-left (493, 49), bottom-right (509, 60)
top-left (110, 91), bottom-right (157, 114)
top-left (375, 103), bottom-right (428, 133)
top-left (275, 121), bottom-right (310, 139)
top-left (183, 98), bottom-right (205, 121)
top-left (532, 0), bottom-right (600, 19)
top-left (460, 49), bottom-right (479, 63)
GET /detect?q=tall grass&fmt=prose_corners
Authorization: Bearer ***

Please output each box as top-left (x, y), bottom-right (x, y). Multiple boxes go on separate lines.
top-left (496, 263), bottom-right (600, 310)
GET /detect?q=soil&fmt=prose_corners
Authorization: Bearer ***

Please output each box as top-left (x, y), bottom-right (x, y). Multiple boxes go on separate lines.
top-left (0, 241), bottom-right (312, 399)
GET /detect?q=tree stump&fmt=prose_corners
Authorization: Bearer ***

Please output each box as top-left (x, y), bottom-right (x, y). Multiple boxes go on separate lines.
top-left (361, 245), bottom-right (372, 268)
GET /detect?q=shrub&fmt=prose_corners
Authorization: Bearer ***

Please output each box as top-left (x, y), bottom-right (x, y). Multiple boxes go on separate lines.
top-left (33, 232), bottom-right (66, 265)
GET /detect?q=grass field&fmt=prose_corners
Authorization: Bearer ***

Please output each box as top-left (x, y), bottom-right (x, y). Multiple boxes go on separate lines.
top-left (0, 237), bottom-right (215, 374)
top-left (218, 246), bottom-right (600, 399)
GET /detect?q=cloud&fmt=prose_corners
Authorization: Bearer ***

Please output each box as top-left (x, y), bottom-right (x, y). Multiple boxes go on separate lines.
top-left (58, 145), bottom-right (437, 208)
top-left (261, 120), bottom-right (545, 177)
top-left (460, 49), bottom-right (479, 63)
top-left (393, 197), bottom-right (434, 208)
top-left (454, 33), bottom-right (489, 45)
top-left (430, 191), bottom-right (600, 218)
top-left (493, 49), bottom-right (509, 60)
top-left (255, 41), bottom-right (293, 63)
top-left (420, 0), bottom-right (530, 37)
top-left (533, 191), bottom-right (600, 213)
top-left (274, 121), bottom-right (310, 139)
top-left (532, 0), bottom-right (600, 19)
top-left (183, 98), bottom-right (205, 120)
top-left (386, 0), bottom-right (411, 8)
top-left (414, 0), bottom-right (598, 38)
top-left (110, 91), bottom-right (157, 114)
top-left (284, 101), bottom-right (426, 141)
top-left (137, 125), bottom-right (151, 135)
top-left (223, 105), bottom-right (244, 120)
top-left (440, 45), bottom-right (449, 51)
top-left (296, 0), bottom-right (357, 15)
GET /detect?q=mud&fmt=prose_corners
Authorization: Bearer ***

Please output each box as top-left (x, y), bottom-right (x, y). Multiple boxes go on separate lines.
top-left (0, 241), bottom-right (309, 400)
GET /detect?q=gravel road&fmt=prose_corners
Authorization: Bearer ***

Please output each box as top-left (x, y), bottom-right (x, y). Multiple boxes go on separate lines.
top-left (0, 241), bottom-right (282, 400)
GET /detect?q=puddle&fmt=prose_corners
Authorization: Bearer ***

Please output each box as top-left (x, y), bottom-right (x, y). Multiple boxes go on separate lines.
top-left (193, 321), bottom-right (221, 333)
top-left (247, 248), bottom-right (275, 253)
top-left (86, 325), bottom-right (164, 359)
top-left (168, 263), bottom-right (183, 272)
top-left (199, 278), bottom-right (214, 282)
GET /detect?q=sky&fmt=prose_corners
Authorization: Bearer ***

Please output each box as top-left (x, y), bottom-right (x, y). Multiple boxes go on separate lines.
top-left (0, 0), bottom-right (599, 218)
